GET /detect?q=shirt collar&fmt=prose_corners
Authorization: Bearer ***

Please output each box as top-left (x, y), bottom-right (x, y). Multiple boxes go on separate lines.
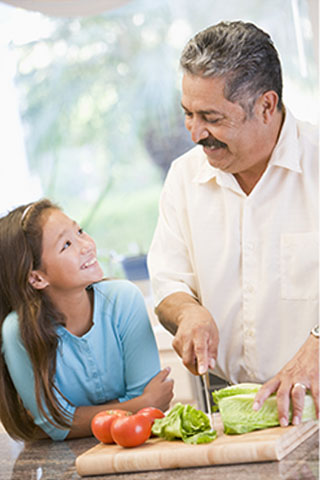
top-left (193, 157), bottom-right (219, 184)
top-left (268, 108), bottom-right (302, 173)
top-left (193, 107), bottom-right (302, 186)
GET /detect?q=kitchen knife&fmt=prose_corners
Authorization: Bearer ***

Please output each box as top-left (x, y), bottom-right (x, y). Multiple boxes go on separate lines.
top-left (200, 371), bottom-right (212, 415)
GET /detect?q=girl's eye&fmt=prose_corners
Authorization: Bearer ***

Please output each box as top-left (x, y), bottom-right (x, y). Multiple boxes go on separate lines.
top-left (61, 240), bottom-right (71, 252)
top-left (78, 228), bottom-right (83, 235)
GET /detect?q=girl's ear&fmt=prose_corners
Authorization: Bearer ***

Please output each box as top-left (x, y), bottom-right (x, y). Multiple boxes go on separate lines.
top-left (28, 271), bottom-right (49, 290)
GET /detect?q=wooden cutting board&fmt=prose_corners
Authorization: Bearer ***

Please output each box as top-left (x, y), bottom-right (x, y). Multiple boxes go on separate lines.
top-left (76, 414), bottom-right (318, 476)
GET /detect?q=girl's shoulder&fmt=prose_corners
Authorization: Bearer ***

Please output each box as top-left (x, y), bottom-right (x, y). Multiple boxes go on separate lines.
top-left (92, 279), bottom-right (142, 305)
top-left (1, 311), bottom-right (20, 347)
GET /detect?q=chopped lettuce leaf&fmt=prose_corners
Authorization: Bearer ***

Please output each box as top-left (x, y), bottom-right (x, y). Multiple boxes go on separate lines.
top-left (212, 383), bottom-right (261, 404)
top-left (213, 383), bottom-right (317, 434)
top-left (183, 430), bottom-right (216, 444)
top-left (152, 403), bottom-right (217, 444)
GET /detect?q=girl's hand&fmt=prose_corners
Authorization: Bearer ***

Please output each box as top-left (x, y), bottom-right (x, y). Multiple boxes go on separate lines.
top-left (142, 367), bottom-right (174, 412)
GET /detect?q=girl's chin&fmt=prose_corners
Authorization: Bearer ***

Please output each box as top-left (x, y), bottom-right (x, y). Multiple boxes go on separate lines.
top-left (87, 265), bottom-right (105, 284)
top-left (93, 269), bottom-right (105, 282)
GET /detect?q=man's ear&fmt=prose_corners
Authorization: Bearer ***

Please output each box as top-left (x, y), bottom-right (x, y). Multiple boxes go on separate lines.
top-left (256, 90), bottom-right (279, 123)
top-left (28, 271), bottom-right (49, 290)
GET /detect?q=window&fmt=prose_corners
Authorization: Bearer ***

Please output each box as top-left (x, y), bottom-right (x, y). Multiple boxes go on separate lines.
top-left (0, 0), bottom-right (317, 275)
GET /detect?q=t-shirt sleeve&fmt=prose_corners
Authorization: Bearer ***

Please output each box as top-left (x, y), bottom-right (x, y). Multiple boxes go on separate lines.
top-left (113, 282), bottom-right (161, 402)
top-left (1, 312), bottom-right (75, 441)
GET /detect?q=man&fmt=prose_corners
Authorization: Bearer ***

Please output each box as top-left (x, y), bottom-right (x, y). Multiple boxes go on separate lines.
top-left (148, 21), bottom-right (319, 427)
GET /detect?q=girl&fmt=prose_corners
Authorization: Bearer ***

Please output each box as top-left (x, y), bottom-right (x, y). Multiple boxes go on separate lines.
top-left (0, 199), bottom-right (173, 441)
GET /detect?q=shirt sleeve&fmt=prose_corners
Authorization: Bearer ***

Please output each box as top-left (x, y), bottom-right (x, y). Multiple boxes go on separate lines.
top-left (1, 312), bottom-right (75, 441)
top-left (147, 162), bottom-right (198, 307)
top-left (113, 282), bottom-right (161, 402)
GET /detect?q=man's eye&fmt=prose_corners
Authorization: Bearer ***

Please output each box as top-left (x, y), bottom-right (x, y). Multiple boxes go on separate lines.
top-left (204, 117), bottom-right (220, 124)
top-left (184, 111), bottom-right (193, 118)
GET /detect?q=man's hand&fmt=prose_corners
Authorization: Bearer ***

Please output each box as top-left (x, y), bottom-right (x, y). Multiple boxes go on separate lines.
top-left (156, 292), bottom-right (219, 375)
top-left (253, 334), bottom-right (319, 426)
top-left (172, 304), bottom-right (219, 375)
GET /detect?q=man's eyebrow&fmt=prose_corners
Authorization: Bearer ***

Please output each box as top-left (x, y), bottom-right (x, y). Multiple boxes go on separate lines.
top-left (180, 102), bottom-right (223, 116)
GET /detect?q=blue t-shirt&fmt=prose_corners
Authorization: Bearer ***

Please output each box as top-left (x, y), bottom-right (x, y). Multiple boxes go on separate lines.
top-left (1, 280), bottom-right (161, 440)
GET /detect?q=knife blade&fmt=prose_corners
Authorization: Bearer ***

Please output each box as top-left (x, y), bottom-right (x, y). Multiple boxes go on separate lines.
top-left (200, 371), bottom-right (212, 414)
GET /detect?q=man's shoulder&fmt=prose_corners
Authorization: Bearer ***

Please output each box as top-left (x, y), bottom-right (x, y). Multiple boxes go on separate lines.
top-left (287, 109), bottom-right (318, 148)
top-left (296, 118), bottom-right (318, 148)
top-left (295, 118), bottom-right (318, 174)
top-left (278, 109), bottom-right (318, 172)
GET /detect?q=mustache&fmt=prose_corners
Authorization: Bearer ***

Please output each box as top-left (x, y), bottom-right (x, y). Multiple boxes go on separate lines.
top-left (198, 137), bottom-right (227, 149)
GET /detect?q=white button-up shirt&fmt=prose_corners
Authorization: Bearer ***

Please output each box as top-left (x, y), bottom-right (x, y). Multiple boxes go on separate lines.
top-left (148, 109), bottom-right (318, 384)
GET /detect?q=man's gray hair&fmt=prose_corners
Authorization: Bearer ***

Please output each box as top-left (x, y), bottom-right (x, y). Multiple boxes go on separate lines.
top-left (180, 21), bottom-right (283, 115)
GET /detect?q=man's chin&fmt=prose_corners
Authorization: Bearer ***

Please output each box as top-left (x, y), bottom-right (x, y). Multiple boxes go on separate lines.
top-left (204, 147), bottom-right (230, 169)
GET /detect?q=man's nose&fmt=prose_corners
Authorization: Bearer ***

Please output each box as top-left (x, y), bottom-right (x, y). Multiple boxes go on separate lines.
top-left (188, 118), bottom-right (209, 144)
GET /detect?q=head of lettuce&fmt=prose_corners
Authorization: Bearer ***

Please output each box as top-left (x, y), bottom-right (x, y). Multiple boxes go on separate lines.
top-left (212, 383), bottom-right (317, 434)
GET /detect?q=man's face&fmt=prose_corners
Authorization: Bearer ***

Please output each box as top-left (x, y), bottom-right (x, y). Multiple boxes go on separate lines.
top-left (181, 74), bottom-right (271, 176)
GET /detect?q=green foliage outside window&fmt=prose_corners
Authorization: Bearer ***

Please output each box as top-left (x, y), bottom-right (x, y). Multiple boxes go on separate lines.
top-left (9, 0), bottom-right (317, 275)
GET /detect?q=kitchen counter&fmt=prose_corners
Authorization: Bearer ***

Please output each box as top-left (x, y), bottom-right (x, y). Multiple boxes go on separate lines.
top-left (1, 423), bottom-right (318, 480)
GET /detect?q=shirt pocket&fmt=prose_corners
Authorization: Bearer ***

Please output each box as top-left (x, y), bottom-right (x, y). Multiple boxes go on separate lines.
top-left (280, 232), bottom-right (318, 300)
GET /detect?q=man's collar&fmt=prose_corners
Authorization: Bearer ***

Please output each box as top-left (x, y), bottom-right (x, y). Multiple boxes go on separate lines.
top-left (192, 156), bottom-right (219, 184)
top-left (192, 156), bottom-right (243, 193)
top-left (268, 108), bottom-right (302, 173)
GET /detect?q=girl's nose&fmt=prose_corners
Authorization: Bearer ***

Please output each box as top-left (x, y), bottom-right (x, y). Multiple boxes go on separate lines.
top-left (80, 239), bottom-right (93, 254)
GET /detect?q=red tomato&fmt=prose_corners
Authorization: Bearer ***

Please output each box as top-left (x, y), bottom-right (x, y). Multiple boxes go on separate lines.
top-left (137, 407), bottom-right (165, 424)
top-left (111, 413), bottom-right (152, 447)
top-left (91, 409), bottom-right (130, 444)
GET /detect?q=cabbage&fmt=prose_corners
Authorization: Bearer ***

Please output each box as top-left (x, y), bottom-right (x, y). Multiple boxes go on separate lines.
top-left (151, 403), bottom-right (217, 444)
top-left (212, 383), bottom-right (317, 434)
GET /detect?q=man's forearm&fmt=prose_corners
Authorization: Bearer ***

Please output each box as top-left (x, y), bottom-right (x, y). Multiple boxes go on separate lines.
top-left (155, 292), bottom-right (201, 335)
top-left (155, 292), bottom-right (219, 375)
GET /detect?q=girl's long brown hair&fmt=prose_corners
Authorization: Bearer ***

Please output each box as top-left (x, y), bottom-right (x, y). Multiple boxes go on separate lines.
top-left (0, 199), bottom-right (73, 441)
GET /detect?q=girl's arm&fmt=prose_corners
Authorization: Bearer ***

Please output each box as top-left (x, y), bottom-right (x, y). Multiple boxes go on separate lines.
top-left (67, 367), bottom-right (173, 438)
top-left (2, 312), bottom-right (76, 441)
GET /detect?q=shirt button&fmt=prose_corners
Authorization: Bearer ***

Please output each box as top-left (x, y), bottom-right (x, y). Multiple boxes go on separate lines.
top-left (246, 285), bottom-right (255, 293)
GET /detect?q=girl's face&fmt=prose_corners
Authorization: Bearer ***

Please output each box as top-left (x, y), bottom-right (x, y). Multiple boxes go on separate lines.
top-left (31, 209), bottom-right (104, 293)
